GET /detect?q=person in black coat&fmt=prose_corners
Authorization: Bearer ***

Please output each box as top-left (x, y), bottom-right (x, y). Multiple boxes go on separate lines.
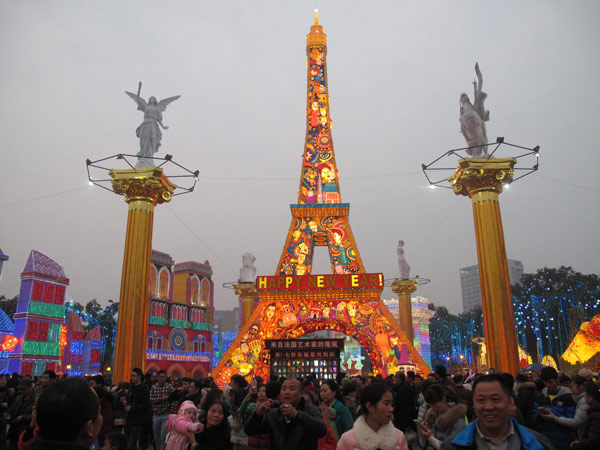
top-left (189, 400), bottom-right (230, 450)
top-left (7, 378), bottom-right (35, 450)
top-left (515, 373), bottom-right (536, 428)
top-left (28, 377), bottom-right (103, 450)
top-left (245, 379), bottom-right (326, 450)
top-left (393, 373), bottom-right (416, 432)
top-left (123, 369), bottom-right (150, 450)
top-left (571, 382), bottom-right (600, 450)
top-left (0, 374), bottom-right (15, 449)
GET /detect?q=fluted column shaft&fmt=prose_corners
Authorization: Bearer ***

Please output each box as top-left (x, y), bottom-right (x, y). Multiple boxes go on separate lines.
top-left (449, 158), bottom-right (520, 375)
top-left (110, 168), bottom-right (176, 383)
top-left (391, 280), bottom-right (418, 344)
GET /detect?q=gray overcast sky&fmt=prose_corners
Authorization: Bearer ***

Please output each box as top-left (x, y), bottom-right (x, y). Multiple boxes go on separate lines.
top-left (1, 1), bottom-right (599, 315)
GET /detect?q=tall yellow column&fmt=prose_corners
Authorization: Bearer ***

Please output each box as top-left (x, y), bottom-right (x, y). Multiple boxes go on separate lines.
top-left (110, 167), bottom-right (176, 383)
top-left (391, 279), bottom-right (417, 344)
top-left (235, 283), bottom-right (258, 326)
top-left (449, 158), bottom-right (520, 375)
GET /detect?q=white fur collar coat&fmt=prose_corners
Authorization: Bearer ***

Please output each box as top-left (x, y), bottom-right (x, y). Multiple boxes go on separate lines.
top-left (337, 415), bottom-right (408, 450)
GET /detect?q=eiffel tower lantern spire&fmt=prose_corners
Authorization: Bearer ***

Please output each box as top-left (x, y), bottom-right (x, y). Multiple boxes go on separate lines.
top-left (276, 9), bottom-right (364, 276)
top-left (211, 14), bottom-right (430, 385)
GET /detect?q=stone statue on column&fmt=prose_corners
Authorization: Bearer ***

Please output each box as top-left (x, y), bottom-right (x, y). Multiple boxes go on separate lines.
top-left (397, 240), bottom-right (411, 280)
top-left (239, 253), bottom-right (257, 283)
top-left (460, 63), bottom-right (490, 157)
top-left (125, 81), bottom-right (180, 168)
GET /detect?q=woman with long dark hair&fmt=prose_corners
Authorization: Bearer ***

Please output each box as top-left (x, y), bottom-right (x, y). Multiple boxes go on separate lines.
top-left (337, 382), bottom-right (408, 450)
top-left (319, 380), bottom-right (353, 440)
top-left (415, 384), bottom-right (466, 450)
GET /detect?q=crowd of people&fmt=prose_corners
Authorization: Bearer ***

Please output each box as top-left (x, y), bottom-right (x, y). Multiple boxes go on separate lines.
top-left (0, 364), bottom-right (598, 450)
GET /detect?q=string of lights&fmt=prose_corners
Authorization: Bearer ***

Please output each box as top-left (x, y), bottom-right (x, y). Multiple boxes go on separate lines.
top-left (0, 171), bottom-right (595, 210)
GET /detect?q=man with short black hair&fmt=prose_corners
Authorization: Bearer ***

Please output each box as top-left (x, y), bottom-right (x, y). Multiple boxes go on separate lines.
top-left (40, 370), bottom-right (56, 389)
top-left (167, 377), bottom-right (192, 409)
top-left (442, 374), bottom-right (552, 450)
top-left (89, 374), bottom-right (105, 389)
top-left (534, 366), bottom-right (577, 450)
top-left (29, 377), bottom-right (103, 449)
top-left (185, 380), bottom-right (203, 407)
top-left (245, 378), bottom-right (326, 450)
top-left (350, 375), bottom-right (363, 388)
top-left (538, 374), bottom-right (589, 441)
top-left (123, 368), bottom-right (150, 450)
top-left (150, 370), bottom-right (173, 450)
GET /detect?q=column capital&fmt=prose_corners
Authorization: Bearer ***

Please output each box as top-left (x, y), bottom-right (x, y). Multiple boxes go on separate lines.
top-left (448, 158), bottom-right (516, 197)
top-left (391, 279), bottom-right (418, 295)
top-left (234, 282), bottom-right (258, 297)
top-left (109, 167), bottom-right (177, 205)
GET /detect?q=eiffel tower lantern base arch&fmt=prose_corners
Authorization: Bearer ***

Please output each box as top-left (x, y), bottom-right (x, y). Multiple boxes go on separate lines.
top-left (211, 12), bottom-right (429, 385)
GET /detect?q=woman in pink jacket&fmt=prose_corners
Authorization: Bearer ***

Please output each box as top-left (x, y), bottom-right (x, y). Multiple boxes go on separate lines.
top-left (337, 383), bottom-right (408, 450)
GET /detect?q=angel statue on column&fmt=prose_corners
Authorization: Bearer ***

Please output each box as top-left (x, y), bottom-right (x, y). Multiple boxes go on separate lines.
top-left (125, 82), bottom-right (180, 168)
top-left (459, 63), bottom-right (490, 157)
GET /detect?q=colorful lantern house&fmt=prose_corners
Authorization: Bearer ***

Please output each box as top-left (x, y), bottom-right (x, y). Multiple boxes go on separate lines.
top-left (8, 250), bottom-right (68, 376)
top-left (83, 327), bottom-right (102, 375)
top-left (145, 250), bottom-right (214, 379)
top-left (0, 247), bottom-right (15, 373)
top-left (0, 310), bottom-right (15, 374)
top-left (62, 312), bottom-right (85, 376)
top-left (60, 312), bottom-right (103, 376)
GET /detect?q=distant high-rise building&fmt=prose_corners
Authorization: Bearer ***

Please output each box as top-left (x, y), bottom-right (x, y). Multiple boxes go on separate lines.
top-left (460, 259), bottom-right (524, 312)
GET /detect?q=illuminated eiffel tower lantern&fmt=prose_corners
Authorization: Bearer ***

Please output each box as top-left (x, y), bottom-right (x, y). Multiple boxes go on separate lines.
top-left (211, 12), bottom-right (429, 384)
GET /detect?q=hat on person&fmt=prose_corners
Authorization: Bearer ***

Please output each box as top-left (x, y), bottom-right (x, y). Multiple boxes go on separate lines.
top-left (178, 400), bottom-right (197, 415)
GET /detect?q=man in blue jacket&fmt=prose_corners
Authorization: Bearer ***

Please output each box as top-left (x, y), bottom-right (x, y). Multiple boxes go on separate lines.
top-left (534, 367), bottom-right (577, 450)
top-left (442, 374), bottom-right (553, 450)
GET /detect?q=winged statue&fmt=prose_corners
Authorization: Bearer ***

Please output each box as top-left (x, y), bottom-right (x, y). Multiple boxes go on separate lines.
top-left (459, 63), bottom-right (490, 157)
top-left (125, 82), bottom-right (180, 167)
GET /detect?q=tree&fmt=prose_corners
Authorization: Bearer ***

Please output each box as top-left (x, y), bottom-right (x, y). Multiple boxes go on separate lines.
top-left (85, 299), bottom-right (103, 318)
top-left (512, 266), bottom-right (600, 362)
top-left (97, 300), bottom-right (119, 367)
top-left (65, 299), bottom-right (119, 368)
top-left (428, 267), bottom-right (599, 371)
top-left (429, 305), bottom-right (458, 367)
top-left (0, 295), bottom-right (18, 320)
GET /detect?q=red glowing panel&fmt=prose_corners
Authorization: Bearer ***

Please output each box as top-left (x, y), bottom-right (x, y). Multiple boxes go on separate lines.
top-left (21, 361), bottom-right (33, 376)
top-left (91, 349), bottom-right (101, 363)
top-left (32, 281), bottom-right (44, 301)
top-left (38, 322), bottom-right (49, 341)
top-left (26, 321), bottom-right (40, 341)
top-left (44, 284), bottom-right (56, 304)
top-left (54, 285), bottom-right (65, 305)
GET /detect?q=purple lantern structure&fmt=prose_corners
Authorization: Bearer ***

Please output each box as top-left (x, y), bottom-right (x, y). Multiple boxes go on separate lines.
top-left (8, 250), bottom-right (69, 376)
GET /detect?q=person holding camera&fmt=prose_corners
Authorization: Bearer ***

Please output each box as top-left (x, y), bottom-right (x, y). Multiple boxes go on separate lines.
top-left (244, 379), bottom-right (326, 450)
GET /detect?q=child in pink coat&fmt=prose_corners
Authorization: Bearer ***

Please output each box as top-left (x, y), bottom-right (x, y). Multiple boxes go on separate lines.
top-left (165, 400), bottom-right (203, 450)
